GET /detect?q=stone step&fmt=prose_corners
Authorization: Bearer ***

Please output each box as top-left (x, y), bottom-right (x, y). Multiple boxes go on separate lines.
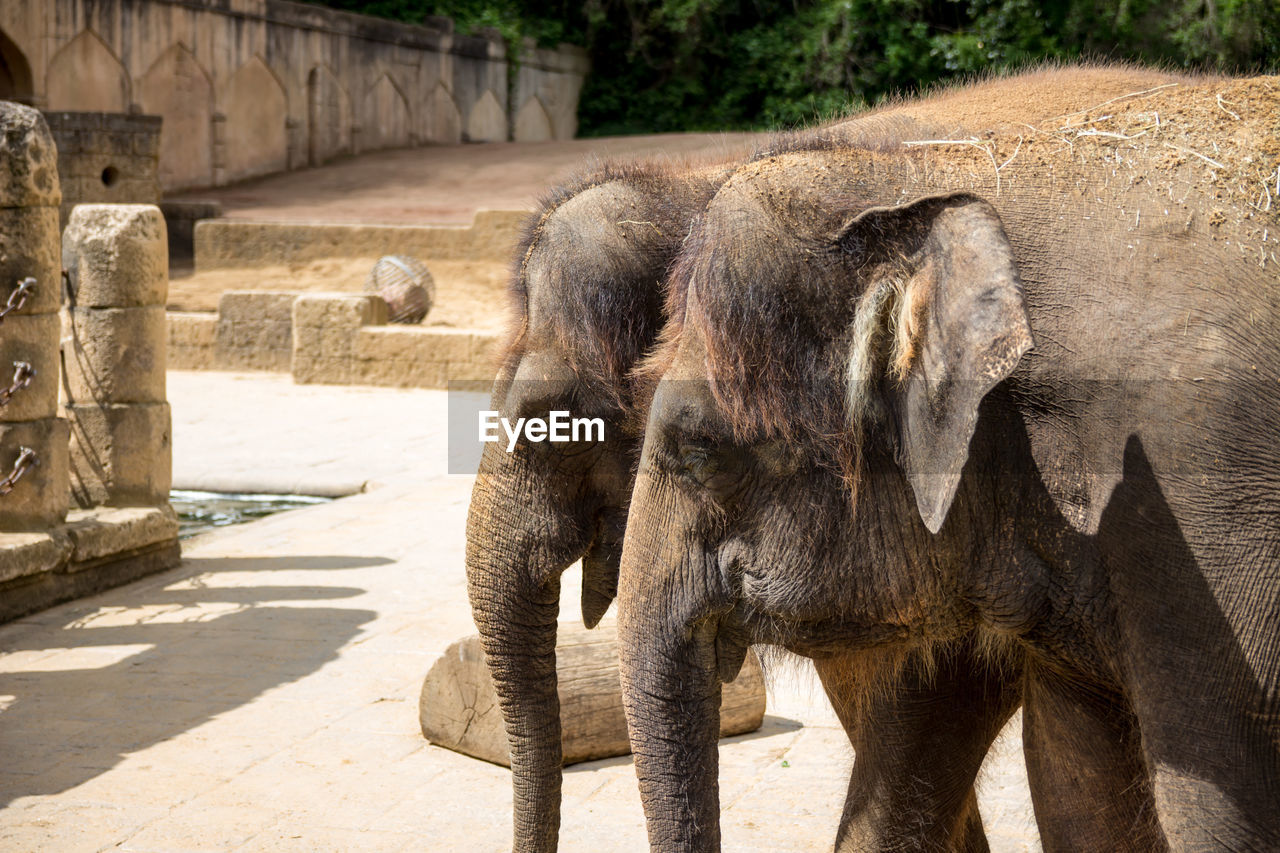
top-left (168, 291), bottom-right (500, 389)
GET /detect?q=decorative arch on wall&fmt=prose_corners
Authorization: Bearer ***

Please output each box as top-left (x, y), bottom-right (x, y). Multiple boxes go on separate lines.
top-left (220, 56), bottom-right (288, 183)
top-left (421, 82), bottom-right (462, 144)
top-left (466, 89), bottom-right (506, 143)
top-left (307, 65), bottom-right (351, 166)
top-left (47, 29), bottom-right (129, 111)
top-left (139, 43), bottom-right (214, 191)
top-left (513, 95), bottom-right (553, 142)
top-left (0, 27), bottom-right (34, 103)
top-left (361, 72), bottom-right (411, 151)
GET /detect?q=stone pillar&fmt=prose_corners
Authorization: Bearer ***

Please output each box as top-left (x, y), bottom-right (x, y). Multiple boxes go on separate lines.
top-left (61, 205), bottom-right (172, 508)
top-left (0, 103), bottom-right (70, 532)
top-left (211, 112), bottom-right (227, 186)
top-left (286, 117), bottom-right (305, 170)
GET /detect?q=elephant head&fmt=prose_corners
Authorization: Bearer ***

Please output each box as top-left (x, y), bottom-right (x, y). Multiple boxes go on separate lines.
top-left (464, 162), bottom-right (729, 852)
top-left (617, 149), bottom-right (1034, 849)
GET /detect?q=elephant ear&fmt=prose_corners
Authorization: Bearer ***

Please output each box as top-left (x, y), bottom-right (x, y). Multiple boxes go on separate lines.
top-left (840, 193), bottom-right (1033, 534)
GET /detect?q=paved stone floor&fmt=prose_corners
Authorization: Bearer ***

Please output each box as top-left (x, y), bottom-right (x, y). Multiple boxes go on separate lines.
top-left (171, 133), bottom-right (758, 226)
top-left (0, 372), bottom-right (1039, 851)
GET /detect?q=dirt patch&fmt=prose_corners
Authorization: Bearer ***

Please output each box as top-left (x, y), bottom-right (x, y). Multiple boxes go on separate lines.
top-left (895, 74), bottom-right (1280, 236)
top-left (870, 64), bottom-right (1192, 136)
top-left (169, 257), bottom-right (511, 331)
top-left (885, 73), bottom-right (1280, 247)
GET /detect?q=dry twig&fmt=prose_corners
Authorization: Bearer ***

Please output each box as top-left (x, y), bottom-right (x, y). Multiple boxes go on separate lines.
top-left (1165, 142), bottom-right (1227, 171)
top-left (1051, 82), bottom-right (1182, 123)
top-left (903, 137), bottom-right (1008, 195)
top-left (1075, 129), bottom-right (1148, 141)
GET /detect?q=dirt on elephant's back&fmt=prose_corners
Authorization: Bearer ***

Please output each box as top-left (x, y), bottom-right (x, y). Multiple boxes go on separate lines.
top-left (909, 75), bottom-right (1279, 239)
top-left (868, 64), bottom-right (1190, 134)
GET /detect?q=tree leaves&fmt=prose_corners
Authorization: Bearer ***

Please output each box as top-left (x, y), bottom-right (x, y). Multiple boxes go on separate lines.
top-left (306, 0), bottom-right (1279, 135)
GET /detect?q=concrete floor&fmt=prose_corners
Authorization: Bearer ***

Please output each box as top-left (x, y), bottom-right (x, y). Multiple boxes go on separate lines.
top-left (0, 372), bottom-right (1040, 851)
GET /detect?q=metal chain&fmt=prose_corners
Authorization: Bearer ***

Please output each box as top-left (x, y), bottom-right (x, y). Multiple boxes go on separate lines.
top-left (0, 279), bottom-right (43, 497)
top-left (0, 447), bottom-right (39, 497)
top-left (0, 278), bottom-right (36, 324)
top-left (0, 362), bottom-right (36, 408)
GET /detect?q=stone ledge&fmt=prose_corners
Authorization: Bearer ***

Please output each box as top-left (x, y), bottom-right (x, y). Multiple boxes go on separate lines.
top-left (0, 531), bottom-right (73, 584)
top-left (166, 295), bottom-right (499, 388)
top-left (0, 539), bottom-right (181, 625)
top-left (193, 209), bottom-right (530, 270)
top-left (0, 506), bottom-right (182, 623)
top-left (168, 311), bottom-right (217, 371)
top-left (63, 506), bottom-right (180, 566)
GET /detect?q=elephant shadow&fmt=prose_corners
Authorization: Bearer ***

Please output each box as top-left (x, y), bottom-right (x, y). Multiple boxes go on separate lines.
top-left (1092, 433), bottom-right (1278, 821)
top-left (1007, 411), bottom-right (1278, 824)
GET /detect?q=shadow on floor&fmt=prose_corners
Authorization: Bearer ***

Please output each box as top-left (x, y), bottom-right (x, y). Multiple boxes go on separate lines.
top-left (560, 715), bottom-right (806, 776)
top-left (0, 554), bottom-right (391, 807)
top-left (719, 714), bottom-right (806, 745)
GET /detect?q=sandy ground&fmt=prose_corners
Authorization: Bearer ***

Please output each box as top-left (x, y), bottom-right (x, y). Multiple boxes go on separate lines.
top-left (170, 132), bottom-right (759, 225)
top-left (168, 258), bottom-right (511, 330)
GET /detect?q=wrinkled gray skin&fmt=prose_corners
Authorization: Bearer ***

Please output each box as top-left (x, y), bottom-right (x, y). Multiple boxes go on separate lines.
top-left (465, 165), bottom-right (1016, 851)
top-left (618, 140), bottom-right (1280, 850)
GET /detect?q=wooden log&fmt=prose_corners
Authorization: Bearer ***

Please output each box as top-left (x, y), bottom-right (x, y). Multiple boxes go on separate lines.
top-left (420, 619), bottom-right (766, 766)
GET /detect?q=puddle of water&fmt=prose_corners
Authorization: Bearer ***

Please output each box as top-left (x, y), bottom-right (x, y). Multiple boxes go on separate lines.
top-left (170, 490), bottom-right (331, 539)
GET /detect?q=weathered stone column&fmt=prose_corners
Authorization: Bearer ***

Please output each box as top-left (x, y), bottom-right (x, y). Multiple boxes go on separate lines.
top-left (61, 204), bottom-right (172, 507)
top-left (0, 103), bottom-right (70, 531)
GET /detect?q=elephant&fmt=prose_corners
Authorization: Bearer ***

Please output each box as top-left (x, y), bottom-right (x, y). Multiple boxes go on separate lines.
top-left (617, 74), bottom-right (1279, 850)
top-left (466, 66), bottom-right (1195, 853)
top-left (464, 156), bottom-right (1006, 852)
top-left (465, 159), bottom-right (730, 852)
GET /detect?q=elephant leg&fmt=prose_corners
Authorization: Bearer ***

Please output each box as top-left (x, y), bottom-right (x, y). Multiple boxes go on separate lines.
top-left (1122, 673), bottom-right (1280, 848)
top-left (1021, 659), bottom-right (1165, 852)
top-left (816, 639), bottom-right (1021, 852)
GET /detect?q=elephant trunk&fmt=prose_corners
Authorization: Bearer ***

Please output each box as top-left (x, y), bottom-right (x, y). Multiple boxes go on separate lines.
top-left (472, 578), bottom-right (562, 852)
top-left (466, 474), bottom-right (569, 853)
top-left (618, 609), bottom-right (724, 851)
top-left (616, 453), bottom-right (728, 851)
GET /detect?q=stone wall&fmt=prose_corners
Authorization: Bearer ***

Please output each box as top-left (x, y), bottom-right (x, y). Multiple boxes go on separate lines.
top-left (512, 39), bottom-right (589, 142)
top-left (193, 209), bottom-right (527, 269)
top-left (42, 112), bottom-right (162, 225)
top-left (0, 0), bottom-right (589, 192)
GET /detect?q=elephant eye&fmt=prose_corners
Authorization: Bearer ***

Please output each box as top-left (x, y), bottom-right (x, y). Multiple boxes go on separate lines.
top-left (673, 441), bottom-right (746, 502)
top-left (678, 443), bottom-right (718, 480)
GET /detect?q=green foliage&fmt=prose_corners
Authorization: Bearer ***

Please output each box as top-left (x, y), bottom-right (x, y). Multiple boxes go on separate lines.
top-left (306, 0), bottom-right (1279, 136)
top-left (577, 0), bottom-right (1278, 135)
top-left (312, 0), bottom-right (584, 49)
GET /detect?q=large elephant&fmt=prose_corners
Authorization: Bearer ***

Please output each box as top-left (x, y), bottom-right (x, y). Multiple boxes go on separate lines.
top-left (466, 66), bottom-right (1193, 852)
top-left (618, 75), bottom-right (1279, 850)
top-left (464, 157), bottom-right (1006, 852)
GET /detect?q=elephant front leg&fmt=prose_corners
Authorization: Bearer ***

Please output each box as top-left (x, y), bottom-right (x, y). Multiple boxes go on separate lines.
top-left (816, 639), bottom-right (1022, 852)
top-left (1022, 659), bottom-right (1166, 852)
